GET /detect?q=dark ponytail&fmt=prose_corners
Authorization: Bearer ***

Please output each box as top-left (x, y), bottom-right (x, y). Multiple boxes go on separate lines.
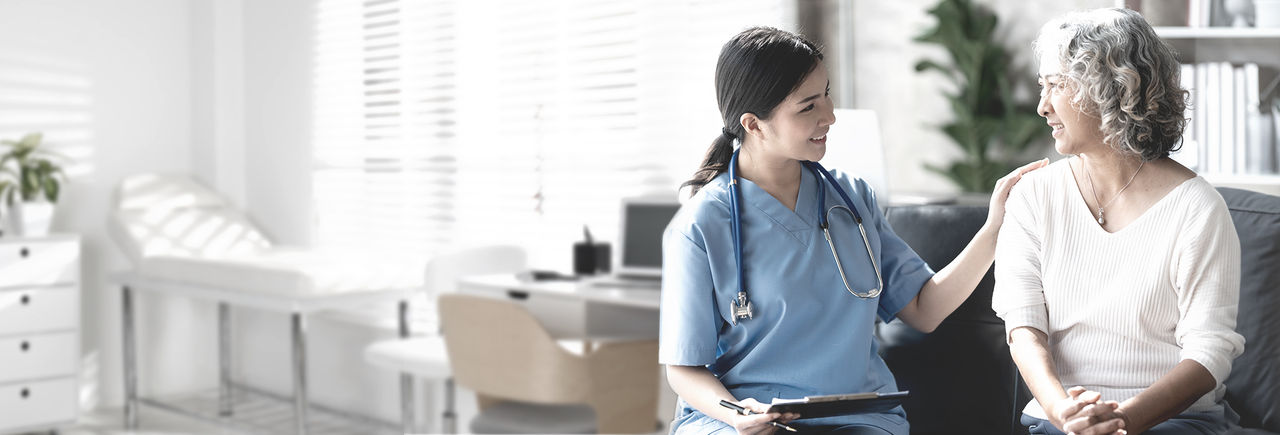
top-left (681, 130), bottom-right (738, 195)
top-left (681, 26), bottom-right (823, 196)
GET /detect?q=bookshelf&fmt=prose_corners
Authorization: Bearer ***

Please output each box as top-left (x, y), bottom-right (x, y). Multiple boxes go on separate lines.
top-left (1120, 1), bottom-right (1280, 196)
top-left (1153, 26), bottom-right (1280, 38)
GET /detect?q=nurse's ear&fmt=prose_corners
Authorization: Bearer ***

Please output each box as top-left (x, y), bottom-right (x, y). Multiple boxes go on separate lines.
top-left (739, 112), bottom-right (766, 143)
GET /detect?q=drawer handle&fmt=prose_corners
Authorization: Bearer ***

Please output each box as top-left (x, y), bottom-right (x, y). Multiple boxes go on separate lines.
top-left (20, 388), bottom-right (29, 399)
top-left (19, 246), bottom-right (30, 258)
top-left (20, 341), bottom-right (30, 352)
top-left (20, 294), bottom-right (30, 305)
top-left (505, 290), bottom-right (529, 300)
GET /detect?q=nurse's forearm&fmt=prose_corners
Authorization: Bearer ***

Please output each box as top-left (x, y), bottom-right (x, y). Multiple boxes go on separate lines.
top-left (664, 365), bottom-right (744, 424)
top-left (899, 224), bottom-right (998, 332)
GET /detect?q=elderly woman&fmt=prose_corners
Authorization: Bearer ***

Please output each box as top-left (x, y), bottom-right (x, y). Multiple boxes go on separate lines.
top-left (993, 8), bottom-right (1245, 435)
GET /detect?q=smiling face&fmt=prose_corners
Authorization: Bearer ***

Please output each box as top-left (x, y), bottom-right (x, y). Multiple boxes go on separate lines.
top-left (754, 62), bottom-right (836, 162)
top-left (1037, 50), bottom-right (1105, 156)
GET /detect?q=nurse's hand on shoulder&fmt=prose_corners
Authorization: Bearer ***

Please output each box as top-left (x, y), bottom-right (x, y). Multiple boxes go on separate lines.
top-left (730, 398), bottom-right (799, 435)
top-left (987, 158), bottom-right (1049, 231)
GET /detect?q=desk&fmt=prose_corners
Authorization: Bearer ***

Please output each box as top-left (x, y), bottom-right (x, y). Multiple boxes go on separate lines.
top-left (458, 274), bottom-right (659, 341)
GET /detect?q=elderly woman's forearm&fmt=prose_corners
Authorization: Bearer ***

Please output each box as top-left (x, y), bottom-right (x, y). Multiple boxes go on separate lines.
top-left (1115, 360), bottom-right (1217, 433)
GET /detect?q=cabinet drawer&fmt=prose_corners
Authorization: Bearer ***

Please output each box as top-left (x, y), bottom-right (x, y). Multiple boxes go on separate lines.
top-left (0, 377), bottom-right (77, 431)
top-left (0, 287), bottom-right (78, 334)
top-left (0, 239), bottom-right (79, 288)
top-left (0, 333), bottom-right (77, 383)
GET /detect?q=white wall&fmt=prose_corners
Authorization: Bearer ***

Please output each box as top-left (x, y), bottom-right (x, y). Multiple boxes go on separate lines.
top-left (853, 0), bottom-right (1113, 195)
top-left (243, 0), bottom-right (314, 247)
top-left (0, 0), bottom-right (203, 409)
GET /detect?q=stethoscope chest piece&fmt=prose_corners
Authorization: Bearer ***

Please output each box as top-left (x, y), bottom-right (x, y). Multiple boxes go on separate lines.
top-left (730, 291), bottom-right (753, 325)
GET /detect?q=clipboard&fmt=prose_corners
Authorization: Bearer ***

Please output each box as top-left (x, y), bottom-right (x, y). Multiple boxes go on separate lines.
top-left (764, 391), bottom-right (909, 419)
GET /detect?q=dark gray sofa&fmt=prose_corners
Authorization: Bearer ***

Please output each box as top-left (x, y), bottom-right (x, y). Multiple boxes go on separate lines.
top-left (877, 187), bottom-right (1280, 434)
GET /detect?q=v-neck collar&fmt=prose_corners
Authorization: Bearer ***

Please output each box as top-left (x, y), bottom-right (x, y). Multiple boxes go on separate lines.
top-left (1063, 158), bottom-right (1197, 235)
top-left (737, 164), bottom-right (817, 239)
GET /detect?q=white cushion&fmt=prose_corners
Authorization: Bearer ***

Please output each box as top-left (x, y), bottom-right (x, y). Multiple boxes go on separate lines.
top-left (115, 173), bottom-right (229, 210)
top-left (111, 207), bottom-right (272, 263)
top-left (135, 248), bottom-right (425, 297)
top-left (364, 336), bottom-right (451, 379)
top-left (109, 173), bottom-right (272, 263)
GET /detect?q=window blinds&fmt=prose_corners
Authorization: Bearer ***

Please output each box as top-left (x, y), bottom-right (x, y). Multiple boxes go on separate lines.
top-left (313, 0), bottom-right (794, 268)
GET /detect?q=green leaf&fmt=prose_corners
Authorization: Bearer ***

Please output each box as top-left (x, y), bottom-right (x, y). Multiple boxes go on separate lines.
top-left (1001, 113), bottom-right (1049, 153)
top-left (915, 0), bottom-right (1049, 193)
top-left (19, 132), bottom-right (42, 149)
top-left (44, 177), bottom-right (60, 202)
top-left (915, 60), bottom-right (961, 86)
top-left (0, 132), bottom-right (66, 204)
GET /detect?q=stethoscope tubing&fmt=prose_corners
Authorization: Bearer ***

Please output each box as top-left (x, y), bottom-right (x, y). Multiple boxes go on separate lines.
top-left (726, 148), bottom-right (882, 324)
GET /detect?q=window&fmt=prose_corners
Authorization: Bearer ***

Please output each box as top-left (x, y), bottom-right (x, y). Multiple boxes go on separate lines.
top-left (313, 0), bottom-right (795, 268)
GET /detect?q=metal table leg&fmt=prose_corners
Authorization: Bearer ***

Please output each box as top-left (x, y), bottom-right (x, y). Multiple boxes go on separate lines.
top-left (219, 302), bottom-right (233, 417)
top-left (398, 300), bottom-right (415, 434)
top-left (122, 286), bottom-right (138, 430)
top-left (292, 312), bottom-right (309, 435)
top-left (444, 378), bottom-right (457, 434)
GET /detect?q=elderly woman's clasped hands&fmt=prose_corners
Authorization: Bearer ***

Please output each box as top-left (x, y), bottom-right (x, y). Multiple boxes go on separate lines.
top-left (1049, 387), bottom-right (1130, 435)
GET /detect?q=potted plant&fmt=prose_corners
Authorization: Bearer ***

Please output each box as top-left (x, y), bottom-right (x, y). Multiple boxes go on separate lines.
top-left (0, 132), bottom-right (65, 236)
top-left (915, 0), bottom-right (1046, 192)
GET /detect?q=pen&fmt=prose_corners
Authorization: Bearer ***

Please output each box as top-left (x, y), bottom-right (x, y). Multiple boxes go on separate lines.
top-left (719, 399), bottom-right (798, 432)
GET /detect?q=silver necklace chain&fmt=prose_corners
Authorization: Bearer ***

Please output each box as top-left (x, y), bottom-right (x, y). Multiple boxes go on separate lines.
top-left (1084, 158), bottom-right (1145, 225)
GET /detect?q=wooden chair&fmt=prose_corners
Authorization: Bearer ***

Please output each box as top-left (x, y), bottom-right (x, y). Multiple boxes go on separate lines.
top-left (364, 245), bottom-right (527, 433)
top-left (438, 293), bottom-right (660, 434)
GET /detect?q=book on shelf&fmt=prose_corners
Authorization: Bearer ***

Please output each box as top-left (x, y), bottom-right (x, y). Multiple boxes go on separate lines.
top-left (1176, 63), bottom-right (1199, 170)
top-left (1182, 62), bottom-right (1277, 176)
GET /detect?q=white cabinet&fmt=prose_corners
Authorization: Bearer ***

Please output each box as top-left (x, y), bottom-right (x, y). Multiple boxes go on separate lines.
top-left (0, 235), bottom-right (80, 434)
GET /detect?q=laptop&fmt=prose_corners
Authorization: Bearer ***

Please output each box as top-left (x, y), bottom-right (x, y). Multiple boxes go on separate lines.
top-left (586, 197), bottom-right (681, 289)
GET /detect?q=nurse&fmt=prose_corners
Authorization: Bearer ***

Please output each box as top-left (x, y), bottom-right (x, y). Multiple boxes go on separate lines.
top-left (660, 27), bottom-right (1046, 435)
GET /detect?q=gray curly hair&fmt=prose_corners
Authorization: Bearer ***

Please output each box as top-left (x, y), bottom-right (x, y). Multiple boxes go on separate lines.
top-left (1034, 8), bottom-right (1187, 161)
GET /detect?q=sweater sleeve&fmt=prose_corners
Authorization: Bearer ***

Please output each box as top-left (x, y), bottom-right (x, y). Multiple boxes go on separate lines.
top-left (992, 181), bottom-right (1049, 342)
top-left (1173, 195), bottom-right (1245, 384)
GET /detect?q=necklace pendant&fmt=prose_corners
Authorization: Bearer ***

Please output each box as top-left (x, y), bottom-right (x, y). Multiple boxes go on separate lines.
top-left (1097, 208), bottom-right (1105, 225)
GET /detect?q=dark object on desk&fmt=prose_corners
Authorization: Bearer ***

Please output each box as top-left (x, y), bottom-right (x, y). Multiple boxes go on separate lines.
top-left (573, 241), bottom-right (611, 275)
top-left (763, 391), bottom-right (908, 420)
top-left (878, 188), bottom-right (1280, 434)
top-left (573, 225), bottom-right (612, 275)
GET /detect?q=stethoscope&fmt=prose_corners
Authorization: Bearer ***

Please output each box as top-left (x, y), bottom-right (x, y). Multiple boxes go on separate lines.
top-left (727, 149), bottom-right (883, 324)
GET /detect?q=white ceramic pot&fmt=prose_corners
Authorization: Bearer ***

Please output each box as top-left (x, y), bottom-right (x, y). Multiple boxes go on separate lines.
top-left (10, 201), bottom-right (55, 237)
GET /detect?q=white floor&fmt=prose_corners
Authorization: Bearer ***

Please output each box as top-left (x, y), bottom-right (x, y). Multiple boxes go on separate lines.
top-left (34, 407), bottom-right (237, 435)
top-left (33, 385), bottom-right (676, 435)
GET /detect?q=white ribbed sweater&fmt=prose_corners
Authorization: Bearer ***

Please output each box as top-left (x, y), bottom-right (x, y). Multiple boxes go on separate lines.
top-left (993, 159), bottom-right (1244, 419)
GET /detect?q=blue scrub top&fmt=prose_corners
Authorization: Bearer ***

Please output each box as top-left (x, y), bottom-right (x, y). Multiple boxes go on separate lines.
top-left (659, 166), bottom-right (934, 434)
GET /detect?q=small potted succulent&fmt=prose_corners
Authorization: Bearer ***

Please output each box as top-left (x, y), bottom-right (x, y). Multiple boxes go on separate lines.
top-left (1, 132), bottom-right (66, 237)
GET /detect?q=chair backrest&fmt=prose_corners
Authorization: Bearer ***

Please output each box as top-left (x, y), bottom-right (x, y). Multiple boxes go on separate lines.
top-left (880, 204), bottom-right (1025, 434)
top-left (424, 245), bottom-right (527, 294)
top-left (819, 109), bottom-right (888, 202)
top-left (108, 173), bottom-right (271, 264)
top-left (1217, 187), bottom-right (1280, 432)
top-left (439, 293), bottom-right (590, 405)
